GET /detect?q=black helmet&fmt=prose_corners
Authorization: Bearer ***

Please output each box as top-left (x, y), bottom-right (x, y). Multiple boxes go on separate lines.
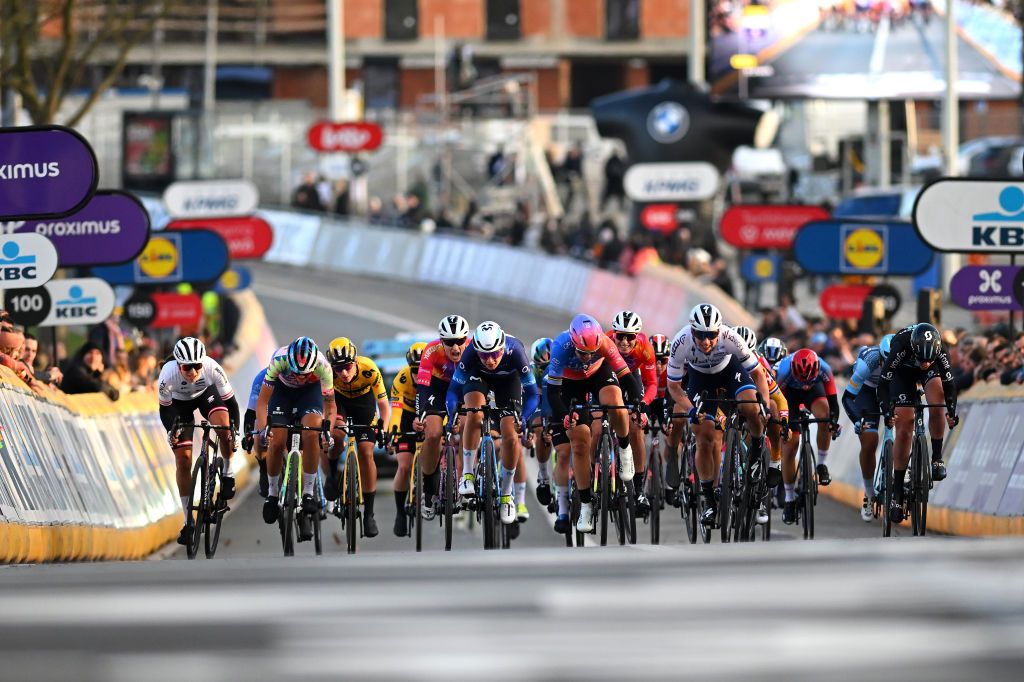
top-left (910, 323), bottom-right (941, 362)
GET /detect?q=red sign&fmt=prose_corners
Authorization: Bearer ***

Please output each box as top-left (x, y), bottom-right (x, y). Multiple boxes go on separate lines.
top-left (150, 293), bottom-right (203, 329)
top-left (168, 216), bottom-right (273, 260)
top-left (819, 285), bottom-right (872, 319)
top-left (720, 205), bottom-right (830, 249)
top-left (640, 204), bottom-right (678, 233)
top-left (307, 121), bottom-right (383, 153)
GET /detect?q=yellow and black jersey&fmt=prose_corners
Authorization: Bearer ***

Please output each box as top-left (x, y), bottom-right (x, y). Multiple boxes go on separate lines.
top-left (389, 366), bottom-right (417, 430)
top-left (333, 356), bottom-right (387, 401)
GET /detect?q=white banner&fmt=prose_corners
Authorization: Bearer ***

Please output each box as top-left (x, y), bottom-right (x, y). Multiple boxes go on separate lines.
top-left (0, 232), bottom-right (58, 288)
top-left (624, 162), bottom-right (720, 201)
top-left (163, 179), bottom-right (260, 219)
top-left (38, 277), bottom-right (116, 327)
top-left (914, 179), bottom-right (1024, 253)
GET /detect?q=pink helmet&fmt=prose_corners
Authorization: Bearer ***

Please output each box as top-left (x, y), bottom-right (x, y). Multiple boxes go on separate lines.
top-left (569, 314), bottom-right (603, 353)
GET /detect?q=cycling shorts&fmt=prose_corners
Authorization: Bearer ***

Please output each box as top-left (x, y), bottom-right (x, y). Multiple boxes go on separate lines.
top-left (394, 411), bottom-right (418, 454)
top-left (847, 386), bottom-right (880, 434)
top-left (268, 382), bottom-right (324, 427)
top-left (462, 372), bottom-right (522, 420)
top-left (168, 385), bottom-right (228, 445)
top-left (335, 390), bottom-right (377, 443)
top-left (686, 356), bottom-right (755, 408)
top-left (887, 366), bottom-right (944, 408)
top-left (556, 359), bottom-right (619, 426)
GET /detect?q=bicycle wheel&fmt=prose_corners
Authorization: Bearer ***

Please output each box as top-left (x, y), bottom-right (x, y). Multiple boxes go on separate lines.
top-left (598, 434), bottom-right (612, 547)
top-left (719, 430), bottom-right (737, 544)
top-left (760, 448), bottom-right (772, 542)
top-left (680, 441), bottom-right (699, 544)
top-left (313, 473), bottom-right (323, 556)
top-left (482, 439), bottom-right (497, 550)
top-left (414, 454), bottom-right (423, 552)
top-left (801, 442), bottom-right (815, 540)
top-left (282, 453), bottom-right (297, 557)
top-left (204, 456), bottom-right (224, 559)
top-left (649, 449), bottom-right (663, 545)
top-left (186, 454), bottom-right (204, 560)
top-left (345, 450), bottom-right (359, 554)
top-left (738, 447), bottom-right (757, 543)
top-left (624, 481), bottom-right (637, 545)
top-left (444, 445), bottom-right (455, 551)
top-left (570, 483), bottom-right (584, 548)
top-left (882, 440), bottom-right (893, 537)
top-left (911, 435), bottom-right (930, 536)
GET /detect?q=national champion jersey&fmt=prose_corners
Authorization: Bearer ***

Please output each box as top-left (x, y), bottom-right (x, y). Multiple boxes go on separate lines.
top-left (667, 325), bottom-right (759, 381)
top-left (607, 331), bottom-right (658, 403)
top-left (334, 356), bottom-right (387, 401)
top-left (415, 339), bottom-right (458, 386)
top-left (264, 346), bottom-right (334, 393)
top-left (247, 367), bottom-right (269, 410)
top-left (158, 356), bottom-right (235, 406)
top-left (547, 331), bottom-right (630, 384)
top-left (775, 355), bottom-right (838, 396)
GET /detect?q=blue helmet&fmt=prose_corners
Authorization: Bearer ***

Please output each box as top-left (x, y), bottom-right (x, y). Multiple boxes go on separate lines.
top-left (531, 337), bottom-right (553, 366)
top-left (287, 336), bottom-right (319, 374)
top-left (879, 333), bottom-right (895, 359)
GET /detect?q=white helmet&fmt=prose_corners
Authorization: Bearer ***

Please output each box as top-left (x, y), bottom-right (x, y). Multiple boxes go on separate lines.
top-left (734, 326), bottom-right (757, 352)
top-left (173, 337), bottom-right (206, 364)
top-left (612, 310), bottom-right (643, 334)
top-left (473, 321), bottom-right (506, 353)
top-left (438, 314), bottom-right (470, 340)
top-left (688, 304), bottom-right (722, 333)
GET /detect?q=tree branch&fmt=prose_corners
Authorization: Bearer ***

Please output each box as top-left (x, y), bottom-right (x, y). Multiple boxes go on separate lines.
top-left (43, 0), bottom-right (79, 123)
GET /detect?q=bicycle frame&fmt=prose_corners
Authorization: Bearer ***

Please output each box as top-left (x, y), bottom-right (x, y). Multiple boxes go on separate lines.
top-left (177, 419), bottom-right (233, 560)
top-left (459, 405), bottom-right (508, 550)
top-left (570, 401), bottom-right (636, 546)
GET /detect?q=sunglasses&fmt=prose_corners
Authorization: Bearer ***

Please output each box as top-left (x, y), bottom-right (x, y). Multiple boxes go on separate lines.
top-left (574, 348), bottom-right (595, 358)
top-left (480, 349), bottom-right (504, 362)
top-left (616, 333), bottom-right (637, 343)
top-left (693, 330), bottom-right (719, 342)
top-left (181, 362), bottom-right (203, 372)
top-left (333, 360), bottom-right (355, 371)
top-left (442, 337), bottom-right (467, 347)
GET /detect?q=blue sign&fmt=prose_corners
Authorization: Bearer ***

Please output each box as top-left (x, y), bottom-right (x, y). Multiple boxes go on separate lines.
top-left (90, 229), bottom-right (228, 285)
top-left (740, 254), bottom-right (780, 282)
top-left (793, 220), bottom-right (934, 276)
top-left (214, 265), bottom-right (252, 293)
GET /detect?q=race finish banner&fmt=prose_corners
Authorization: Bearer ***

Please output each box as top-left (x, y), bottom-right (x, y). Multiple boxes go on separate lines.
top-left (166, 215), bottom-right (273, 259)
top-left (2, 278), bottom-right (115, 327)
top-left (6, 190), bottom-right (151, 267)
top-left (0, 125), bottom-right (98, 220)
top-left (793, 220), bottom-right (934, 276)
top-left (90, 230), bottom-right (229, 286)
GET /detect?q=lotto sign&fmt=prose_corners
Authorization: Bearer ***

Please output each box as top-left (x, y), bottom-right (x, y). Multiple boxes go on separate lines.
top-left (793, 220), bottom-right (933, 276)
top-left (167, 215), bottom-right (273, 259)
top-left (950, 265), bottom-right (1023, 311)
top-left (0, 234), bottom-right (59, 288)
top-left (740, 254), bottom-right (780, 282)
top-left (819, 285), bottom-right (872, 319)
top-left (913, 180), bottom-right (1024, 253)
top-left (149, 292), bottom-right (203, 329)
top-left (307, 121), bottom-right (383, 153)
top-left (0, 125), bottom-right (98, 220)
top-left (720, 205), bottom-right (829, 249)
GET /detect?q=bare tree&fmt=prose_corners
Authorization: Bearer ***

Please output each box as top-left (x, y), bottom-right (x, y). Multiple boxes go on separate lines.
top-left (0, 1), bottom-right (173, 127)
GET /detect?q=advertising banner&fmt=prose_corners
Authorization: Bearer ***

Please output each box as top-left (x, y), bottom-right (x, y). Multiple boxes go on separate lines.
top-left (162, 179), bottom-right (259, 219)
top-left (149, 292), bottom-right (203, 329)
top-left (624, 162), bottom-right (719, 201)
top-left (7, 190), bottom-right (151, 267)
top-left (121, 112), bottom-right (174, 188)
top-left (307, 121), bottom-right (383, 153)
top-left (0, 234), bottom-right (59, 289)
top-left (720, 204), bottom-right (829, 249)
top-left (793, 220), bottom-right (934, 276)
top-left (819, 285), bottom-right (873, 319)
top-left (167, 215), bottom-right (272, 259)
top-left (950, 265), bottom-right (1023, 311)
top-left (0, 126), bottom-right (98, 220)
top-left (215, 265), bottom-right (253, 293)
top-left (3, 278), bottom-right (115, 327)
top-left (122, 291), bottom-right (157, 328)
top-left (740, 254), bottom-right (781, 283)
top-left (640, 204), bottom-right (679, 233)
top-left (90, 230), bottom-right (229, 285)
top-left (914, 180), bottom-right (1024, 254)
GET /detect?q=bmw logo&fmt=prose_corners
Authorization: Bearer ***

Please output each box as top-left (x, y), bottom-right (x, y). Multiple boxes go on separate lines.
top-left (647, 102), bottom-right (690, 144)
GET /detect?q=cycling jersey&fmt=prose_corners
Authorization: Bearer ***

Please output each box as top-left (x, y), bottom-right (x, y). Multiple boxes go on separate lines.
top-left (847, 346), bottom-right (884, 396)
top-left (775, 355), bottom-right (838, 396)
top-left (389, 366), bottom-right (417, 430)
top-left (877, 326), bottom-right (956, 414)
top-left (667, 325), bottom-right (759, 381)
top-left (247, 367), bottom-right (269, 411)
top-left (758, 355), bottom-right (789, 416)
top-left (607, 331), bottom-right (658, 404)
top-left (158, 356), bottom-right (235, 406)
top-left (656, 365), bottom-right (667, 400)
top-left (334, 356), bottom-right (387, 401)
top-left (447, 335), bottom-right (540, 423)
top-left (415, 339), bottom-right (457, 385)
top-left (264, 346), bottom-right (333, 394)
top-left (547, 332), bottom-right (630, 385)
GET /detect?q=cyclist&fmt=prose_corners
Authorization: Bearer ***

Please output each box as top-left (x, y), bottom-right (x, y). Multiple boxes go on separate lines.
top-left (877, 323), bottom-right (958, 523)
top-left (666, 304), bottom-right (772, 529)
top-left (607, 310), bottom-right (658, 516)
top-left (528, 338), bottom-right (554, 505)
top-left (415, 315), bottom-right (471, 520)
top-left (388, 342), bottom-right (425, 537)
top-left (242, 365), bottom-right (270, 497)
top-left (842, 333), bottom-right (894, 522)
top-left (255, 337), bottom-right (336, 529)
top-left (757, 337), bottom-right (789, 372)
top-left (447, 321), bottom-right (540, 525)
top-left (547, 314), bottom-right (643, 533)
top-left (735, 326), bottom-right (789, 525)
top-left (325, 337), bottom-right (391, 538)
top-left (776, 348), bottom-right (840, 524)
top-left (647, 333), bottom-right (680, 496)
top-left (159, 337), bottom-right (239, 545)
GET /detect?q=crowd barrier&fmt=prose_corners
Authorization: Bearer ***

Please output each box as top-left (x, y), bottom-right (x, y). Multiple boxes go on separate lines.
top-left (820, 382), bottom-right (1024, 535)
top-left (0, 290), bottom-right (275, 563)
top-left (262, 212), bottom-right (755, 333)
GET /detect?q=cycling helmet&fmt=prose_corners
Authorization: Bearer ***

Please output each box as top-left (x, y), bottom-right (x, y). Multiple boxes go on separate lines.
top-left (287, 336), bottom-right (319, 375)
top-left (438, 314), bottom-right (470, 340)
top-left (611, 310), bottom-right (643, 334)
top-left (406, 341), bottom-right (427, 367)
top-left (734, 326), bottom-right (757, 353)
top-left (531, 337), bottom-right (552, 366)
top-left (689, 303), bottom-right (722, 333)
top-left (569, 314), bottom-right (603, 353)
top-left (910, 323), bottom-right (941, 362)
top-left (879, 333), bottom-right (895, 359)
top-left (758, 337), bottom-right (788, 364)
top-left (473, 321), bottom-right (506, 353)
top-left (791, 348), bottom-right (820, 384)
top-left (650, 333), bottom-right (670, 358)
top-left (173, 337), bottom-right (206, 364)
top-left (327, 336), bottom-right (357, 365)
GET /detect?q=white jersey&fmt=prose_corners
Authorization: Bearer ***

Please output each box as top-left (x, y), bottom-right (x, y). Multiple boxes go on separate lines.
top-left (158, 357), bottom-right (235, 406)
top-left (667, 325), bottom-right (759, 380)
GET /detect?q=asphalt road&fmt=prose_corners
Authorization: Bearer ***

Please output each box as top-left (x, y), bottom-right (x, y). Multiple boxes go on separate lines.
top-left (721, 15), bottom-right (1018, 99)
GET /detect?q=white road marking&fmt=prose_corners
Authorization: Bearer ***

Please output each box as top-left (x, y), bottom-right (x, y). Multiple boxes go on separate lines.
top-left (869, 17), bottom-right (890, 77)
top-left (252, 282), bottom-right (424, 333)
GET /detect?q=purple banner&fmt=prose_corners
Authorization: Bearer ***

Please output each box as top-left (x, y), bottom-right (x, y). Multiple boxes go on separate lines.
top-left (0, 126), bottom-right (98, 220)
top-left (950, 265), bottom-right (1023, 311)
top-left (12, 190), bottom-right (150, 267)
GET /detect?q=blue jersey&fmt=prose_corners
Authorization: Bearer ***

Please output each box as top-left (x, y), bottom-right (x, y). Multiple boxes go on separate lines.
top-left (447, 335), bottom-right (540, 423)
top-left (247, 367), bottom-right (269, 410)
top-left (847, 346), bottom-right (883, 396)
top-left (776, 355), bottom-right (837, 395)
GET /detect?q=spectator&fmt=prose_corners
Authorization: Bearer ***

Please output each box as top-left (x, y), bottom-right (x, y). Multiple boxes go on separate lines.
top-left (0, 326), bottom-right (34, 387)
top-left (601, 149), bottom-right (627, 212)
top-left (22, 332), bottom-right (62, 385)
top-left (333, 179), bottom-right (350, 216)
top-left (709, 258), bottom-right (735, 297)
top-left (368, 196), bottom-right (385, 224)
top-left (594, 221), bottom-right (624, 271)
top-left (315, 174), bottom-right (332, 209)
top-left (88, 314), bottom-right (125, 369)
top-left (291, 172), bottom-right (323, 211)
top-left (132, 347), bottom-right (158, 391)
top-left (954, 347), bottom-right (987, 392)
top-left (487, 146), bottom-right (506, 182)
top-left (60, 342), bottom-right (119, 400)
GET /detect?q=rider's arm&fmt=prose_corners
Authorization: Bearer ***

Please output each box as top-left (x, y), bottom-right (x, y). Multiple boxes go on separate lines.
top-left (255, 380), bottom-right (273, 430)
top-left (841, 387), bottom-right (861, 424)
top-left (749, 362), bottom-right (771, 406)
top-left (936, 349), bottom-right (958, 415)
top-left (511, 342), bottom-right (540, 423)
top-left (877, 333), bottom-right (908, 414)
top-left (820, 361), bottom-right (840, 421)
top-left (445, 379), bottom-right (462, 423)
top-left (224, 394), bottom-right (240, 429)
top-left (545, 342), bottom-right (568, 415)
top-left (521, 380), bottom-right (541, 425)
top-left (638, 345), bottom-right (658, 405)
top-left (159, 404), bottom-right (177, 431)
top-left (667, 379), bottom-right (691, 411)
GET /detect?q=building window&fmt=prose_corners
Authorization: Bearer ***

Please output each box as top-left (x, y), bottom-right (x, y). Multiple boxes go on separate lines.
top-left (487, 0), bottom-right (521, 41)
top-left (363, 59), bottom-right (400, 110)
top-left (606, 0), bottom-right (640, 41)
top-left (384, 0), bottom-right (419, 41)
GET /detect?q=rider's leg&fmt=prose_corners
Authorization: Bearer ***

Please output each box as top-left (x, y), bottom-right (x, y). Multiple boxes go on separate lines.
top-left (924, 377), bottom-right (947, 461)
